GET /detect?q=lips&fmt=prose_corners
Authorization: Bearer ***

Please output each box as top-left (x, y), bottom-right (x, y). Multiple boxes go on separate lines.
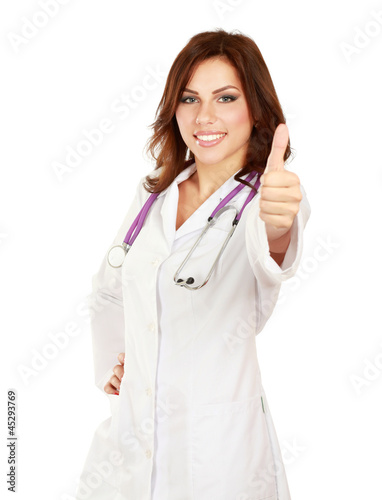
top-left (193, 131), bottom-right (227, 147)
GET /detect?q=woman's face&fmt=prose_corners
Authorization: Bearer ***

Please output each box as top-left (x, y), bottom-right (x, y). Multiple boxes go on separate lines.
top-left (175, 57), bottom-right (254, 172)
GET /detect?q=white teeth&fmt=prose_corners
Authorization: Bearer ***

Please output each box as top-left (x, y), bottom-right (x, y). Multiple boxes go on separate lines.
top-left (196, 133), bottom-right (226, 141)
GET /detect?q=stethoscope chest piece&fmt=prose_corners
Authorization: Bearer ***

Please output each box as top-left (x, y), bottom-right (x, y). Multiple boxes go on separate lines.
top-left (107, 244), bottom-right (129, 268)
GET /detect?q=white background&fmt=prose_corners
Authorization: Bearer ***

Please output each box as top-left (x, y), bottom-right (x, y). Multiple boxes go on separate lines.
top-left (1, 0), bottom-right (381, 498)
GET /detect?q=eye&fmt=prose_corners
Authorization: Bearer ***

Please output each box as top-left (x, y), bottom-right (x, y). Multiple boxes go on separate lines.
top-left (218, 95), bottom-right (238, 103)
top-left (180, 96), bottom-right (198, 104)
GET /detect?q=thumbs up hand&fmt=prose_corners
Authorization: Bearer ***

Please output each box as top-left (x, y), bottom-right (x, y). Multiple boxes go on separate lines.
top-left (259, 124), bottom-right (302, 242)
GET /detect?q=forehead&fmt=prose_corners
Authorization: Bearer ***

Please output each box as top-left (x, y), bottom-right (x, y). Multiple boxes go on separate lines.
top-left (185, 58), bottom-right (242, 90)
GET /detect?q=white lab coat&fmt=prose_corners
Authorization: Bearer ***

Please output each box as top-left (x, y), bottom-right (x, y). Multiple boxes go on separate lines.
top-left (76, 161), bottom-right (311, 500)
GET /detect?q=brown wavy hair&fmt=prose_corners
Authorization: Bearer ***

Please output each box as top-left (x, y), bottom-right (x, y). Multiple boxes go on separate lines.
top-left (143, 28), bottom-right (292, 193)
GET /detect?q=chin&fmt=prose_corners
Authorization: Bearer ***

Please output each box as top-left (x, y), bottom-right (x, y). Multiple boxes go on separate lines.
top-left (194, 151), bottom-right (237, 168)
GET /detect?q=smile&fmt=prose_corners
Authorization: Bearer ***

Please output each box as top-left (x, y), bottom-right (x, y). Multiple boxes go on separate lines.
top-left (194, 133), bottom-right (227, 147)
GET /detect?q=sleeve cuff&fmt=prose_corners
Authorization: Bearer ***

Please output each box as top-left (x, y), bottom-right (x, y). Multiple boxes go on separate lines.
top-left (95, 367), bottom-right (115, 394)
top-left (245, 184), bottom-right (311, 282)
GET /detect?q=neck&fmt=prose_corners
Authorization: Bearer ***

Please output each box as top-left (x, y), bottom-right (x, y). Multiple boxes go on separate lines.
top-left (191, 150), bottom-right (247, 199)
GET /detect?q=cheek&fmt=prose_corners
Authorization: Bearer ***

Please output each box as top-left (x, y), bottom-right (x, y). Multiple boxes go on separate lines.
top-left (175, 109), bottom-right (182, 128)
top-left (228, 105), bottom-right (252, 130)
top-left (175, 109), bottom-right (191, 137)
top-left (218, 103), bottom-right (252, 139)
top-left (175, 110), bottom-right (185, 136)
top-left (175, 109), bottom-right (193, 148)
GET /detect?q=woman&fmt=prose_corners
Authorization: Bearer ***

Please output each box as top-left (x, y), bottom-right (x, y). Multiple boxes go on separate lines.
top-left (77, 29), bottom-right (311, 500)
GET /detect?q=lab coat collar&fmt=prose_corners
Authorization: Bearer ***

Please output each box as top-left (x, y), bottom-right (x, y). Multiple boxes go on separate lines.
top-left (159, 162), bottom-right (254, 250)
top-left (156, 163), bottom-right (197, 199)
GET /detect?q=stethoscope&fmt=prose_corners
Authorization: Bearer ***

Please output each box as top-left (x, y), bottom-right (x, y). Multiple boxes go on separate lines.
top-left (107, 170), bottom-right (261, 290)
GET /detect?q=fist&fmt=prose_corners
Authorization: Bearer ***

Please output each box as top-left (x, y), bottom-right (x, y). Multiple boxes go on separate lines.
top-left (104, 352), bottom-right (125, 395)
top-left (259, 124), bottom-right (302, 232)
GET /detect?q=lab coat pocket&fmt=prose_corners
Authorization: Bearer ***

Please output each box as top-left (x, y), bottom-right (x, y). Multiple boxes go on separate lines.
top-left (191, 395), bottom-right (277, 500)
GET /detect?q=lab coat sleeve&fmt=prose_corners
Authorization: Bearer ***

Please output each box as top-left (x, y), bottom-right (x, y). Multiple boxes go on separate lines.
top-left (245, 183), bottom-right (311, 334)
top-left (86, 172), bottom-right (154, 394)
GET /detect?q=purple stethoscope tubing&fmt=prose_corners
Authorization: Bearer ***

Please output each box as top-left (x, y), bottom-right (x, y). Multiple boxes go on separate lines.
top-left (107, 170), bottom-right (261, 279)
top-left (173, 170), bottom-right (261, 289)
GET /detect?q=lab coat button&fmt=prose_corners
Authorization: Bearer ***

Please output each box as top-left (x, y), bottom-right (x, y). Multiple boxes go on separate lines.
top-left (145, 388), bottom-right (152, 396)
top-left (151, 258), bottom-right (160, 267)
top-left (148, 322), bottom-right (156, 332)
top-left (145, 448), bottom-right (152, 459)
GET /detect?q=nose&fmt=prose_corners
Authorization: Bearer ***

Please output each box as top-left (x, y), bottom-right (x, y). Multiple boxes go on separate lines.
top-left (196, 100), bottom-right (216, 125)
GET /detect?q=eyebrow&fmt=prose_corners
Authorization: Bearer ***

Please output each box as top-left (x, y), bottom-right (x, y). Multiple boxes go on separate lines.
top-left (182, 85), bottom-right (240, 95)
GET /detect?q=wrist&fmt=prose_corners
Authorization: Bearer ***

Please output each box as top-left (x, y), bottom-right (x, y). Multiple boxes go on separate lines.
top-left (266, 225), bottom-right (291, 254)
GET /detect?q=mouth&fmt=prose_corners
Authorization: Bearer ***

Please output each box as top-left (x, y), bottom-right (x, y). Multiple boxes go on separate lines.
top-left (193, 132), bottom-right (227, 147)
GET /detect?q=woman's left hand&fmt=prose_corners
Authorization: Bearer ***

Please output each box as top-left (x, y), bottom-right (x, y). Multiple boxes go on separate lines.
top-left (259, 124), bottom-right (302, 240)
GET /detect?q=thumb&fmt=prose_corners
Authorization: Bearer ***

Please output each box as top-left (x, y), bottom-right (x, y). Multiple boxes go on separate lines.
top-left (263, 123), bottom-right (289, 174)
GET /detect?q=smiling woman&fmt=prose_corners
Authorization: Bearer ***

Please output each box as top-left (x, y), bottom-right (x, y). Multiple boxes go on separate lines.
top-left (76, 28), bottom-right (311, 500)
top-left (144, 29), bottom-right (292, 196)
